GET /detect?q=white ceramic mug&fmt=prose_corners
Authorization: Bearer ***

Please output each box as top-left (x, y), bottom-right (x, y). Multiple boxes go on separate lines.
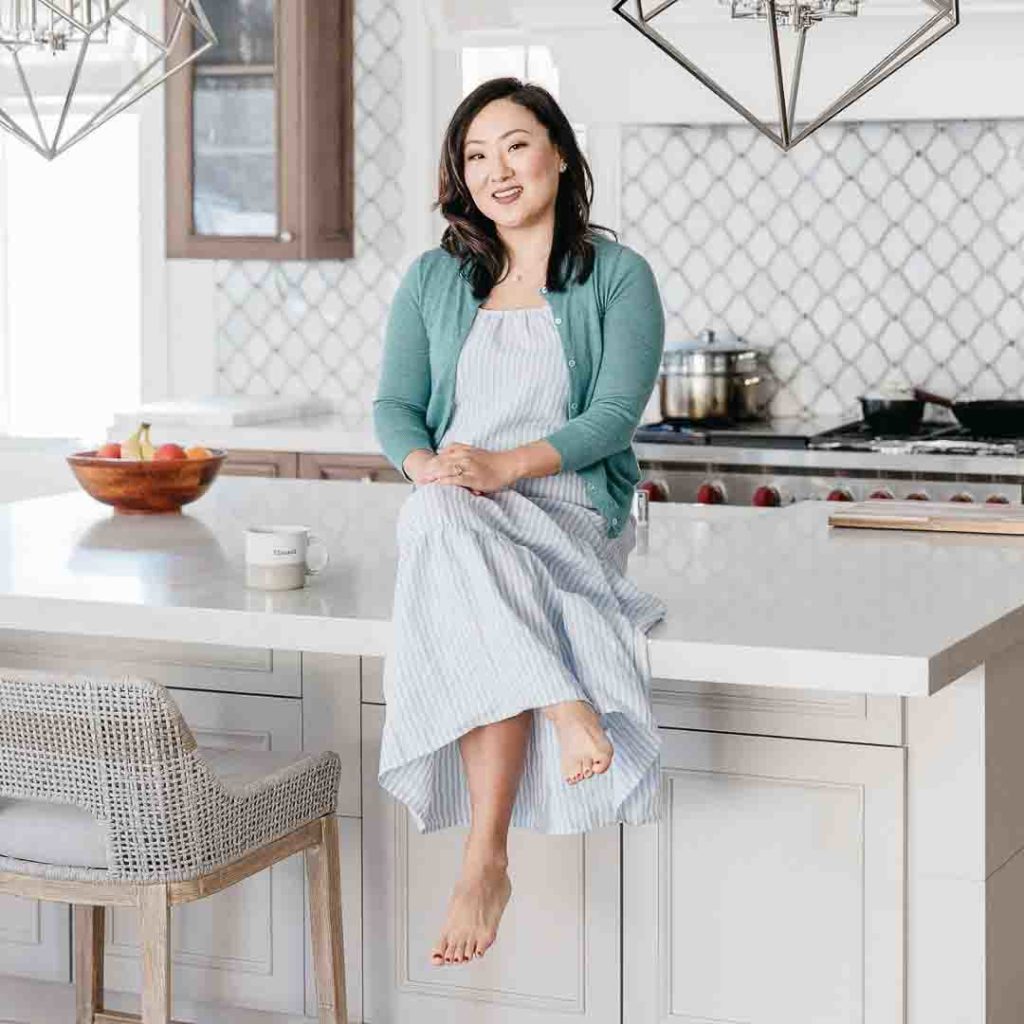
top-left (245, 525), bottom-right (329, 591)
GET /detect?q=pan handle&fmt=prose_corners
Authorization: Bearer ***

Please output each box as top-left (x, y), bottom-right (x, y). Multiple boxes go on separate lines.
top-left (911, 387), bottom-right (955, 410)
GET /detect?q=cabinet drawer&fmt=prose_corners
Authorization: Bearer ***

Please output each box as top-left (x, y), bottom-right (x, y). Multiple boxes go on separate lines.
top-left (299, 452), bottom-right (406, 483)
top-left (222, 449), bottom-right (299, 479)
top-left (364, 657), bottom-right (901, 746)
top-left (0, 629), bottom-right (301, 697)
top-left (652, 676), bottom-right (903, 745)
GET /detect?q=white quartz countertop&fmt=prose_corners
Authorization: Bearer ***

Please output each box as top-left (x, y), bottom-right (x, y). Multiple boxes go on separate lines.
top-left (106, 414), bottom-right (384, 455)
top-left (1, 478), bottom-right (1023, 697)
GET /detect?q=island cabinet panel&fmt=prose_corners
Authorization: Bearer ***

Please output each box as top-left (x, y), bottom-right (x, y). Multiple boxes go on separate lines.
top-left (101, 690), bottom-right (308, 1017)
top-left (623, 727), bottom-right (905, 1024)
top-left (360, 704), bottom-right (622, 1024)
top-left (650, 677), bottom-right (904, 745)
top-left (0, 897), bottom-right (69, 982)
top-left (0, 630), bottom-right (301, 697)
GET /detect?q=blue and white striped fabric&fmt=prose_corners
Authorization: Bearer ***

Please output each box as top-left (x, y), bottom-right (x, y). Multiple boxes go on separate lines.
top-left (378, 304), bottom-right (667, 834)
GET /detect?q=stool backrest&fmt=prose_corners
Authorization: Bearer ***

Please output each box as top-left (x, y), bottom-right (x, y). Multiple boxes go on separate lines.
top-left (0, 669), bottom-right (206, 878)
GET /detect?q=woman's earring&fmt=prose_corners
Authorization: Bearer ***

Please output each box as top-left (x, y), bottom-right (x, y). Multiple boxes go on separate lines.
top-left (560, 161), bottom-right (567, 172)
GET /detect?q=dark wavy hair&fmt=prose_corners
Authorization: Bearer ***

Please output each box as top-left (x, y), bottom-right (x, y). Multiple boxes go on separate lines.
top-left (434, 77), bottom-right (616, 299)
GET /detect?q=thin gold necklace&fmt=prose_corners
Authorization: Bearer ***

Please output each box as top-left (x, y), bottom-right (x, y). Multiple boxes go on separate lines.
top-left (505, 252), bottom-right (549, 283)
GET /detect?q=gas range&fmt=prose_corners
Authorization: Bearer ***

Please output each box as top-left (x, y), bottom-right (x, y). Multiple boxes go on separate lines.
top-left (633, 417), bottom-right (1024, 508)
top-left (807, 420), bottom-right (1024, 458)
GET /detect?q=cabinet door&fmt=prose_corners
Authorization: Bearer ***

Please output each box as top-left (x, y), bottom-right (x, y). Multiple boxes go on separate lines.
top-left (0, 897), bottom-right (69, 982)
top-left (361, 704), bottom-right (620, 1024)
top-left (101, 690), bottom-right (307, 1017)
top-left (624, 728), bottom-right (905, 1024)
top-left (166, 0), bottom-right (353, 259)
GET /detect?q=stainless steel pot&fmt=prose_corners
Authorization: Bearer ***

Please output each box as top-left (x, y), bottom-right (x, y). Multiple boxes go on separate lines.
top-left (659, 328), bottom-right (769, 422)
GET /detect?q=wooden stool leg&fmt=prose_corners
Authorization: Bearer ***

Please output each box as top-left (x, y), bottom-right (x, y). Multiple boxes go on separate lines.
top-left (305, 815), bottom-right (348, 1024)
top-left (74, 905), bottom-right (105, 1023)
top-left (139, 884), bottom-right (171, 1024)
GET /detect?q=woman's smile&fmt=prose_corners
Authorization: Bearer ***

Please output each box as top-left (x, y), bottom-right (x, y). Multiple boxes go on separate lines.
top-left (492, 185), bottom-right (523, 205)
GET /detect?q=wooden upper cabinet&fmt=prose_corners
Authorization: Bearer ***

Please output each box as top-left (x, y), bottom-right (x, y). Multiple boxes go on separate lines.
top-left (165, 0), bottom-right (354, 260)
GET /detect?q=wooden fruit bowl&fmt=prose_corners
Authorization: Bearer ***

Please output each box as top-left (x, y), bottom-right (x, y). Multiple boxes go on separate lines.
top-left (67, 449), bottom-right (228, 514)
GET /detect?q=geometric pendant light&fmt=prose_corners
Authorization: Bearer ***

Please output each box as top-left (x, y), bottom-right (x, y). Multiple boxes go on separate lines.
top-left (612, 0), bottom-right (959, 151)
top-left (0, 0), bottom-right (216, 159)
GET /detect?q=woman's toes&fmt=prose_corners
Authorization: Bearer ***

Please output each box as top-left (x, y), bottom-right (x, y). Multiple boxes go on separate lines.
top-left (461, 937), bottom-right (476, 963)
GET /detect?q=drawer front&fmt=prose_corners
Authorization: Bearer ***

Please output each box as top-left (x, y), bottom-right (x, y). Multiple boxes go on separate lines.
top-left (0, 629), bottom-right (301, 697)
top-left (222, 449), bottom-right (299, 479)
top-left (652, 677), bottom-right (903, 746)
top-left (363, 656), bottom-right (901, 745)
top-left (298, 452), bottom-right (406, 483)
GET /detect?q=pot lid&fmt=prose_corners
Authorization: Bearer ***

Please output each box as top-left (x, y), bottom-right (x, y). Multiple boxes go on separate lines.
top-left (663, 331), bottom-right (761, 360)
top-left (665, 328), bottom-right (759, 354)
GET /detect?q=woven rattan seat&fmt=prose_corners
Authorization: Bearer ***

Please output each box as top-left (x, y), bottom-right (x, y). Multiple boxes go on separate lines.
top-left (0, 668), bottom-right (348, 1024)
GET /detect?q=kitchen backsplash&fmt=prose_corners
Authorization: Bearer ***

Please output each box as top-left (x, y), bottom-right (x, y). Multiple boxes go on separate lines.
top-left (214, 6), bottom-right (1024, 425)
top-left (621, 120), bottom-right (1024, 420)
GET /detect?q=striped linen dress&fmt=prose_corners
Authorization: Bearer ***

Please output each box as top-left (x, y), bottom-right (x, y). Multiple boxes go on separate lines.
top-left (378, 303), bottom-right (667, 835)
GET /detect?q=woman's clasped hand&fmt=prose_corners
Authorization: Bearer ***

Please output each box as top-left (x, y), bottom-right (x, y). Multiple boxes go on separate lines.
top-left (415, 442), bottom-right (519, 497)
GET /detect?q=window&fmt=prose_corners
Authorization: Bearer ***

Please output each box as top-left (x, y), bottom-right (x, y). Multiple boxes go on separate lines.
top-left (460, 45), bottom-right (586, 154)
top-left (0, 113), bottom-right (141, 440)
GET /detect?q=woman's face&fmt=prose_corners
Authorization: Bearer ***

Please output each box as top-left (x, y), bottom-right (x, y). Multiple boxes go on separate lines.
top-left (462, 98), bottom-right (562, 231)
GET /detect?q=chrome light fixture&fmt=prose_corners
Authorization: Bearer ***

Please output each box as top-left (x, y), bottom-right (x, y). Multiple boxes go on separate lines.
top-left (0, 0), bottom-right (216, 159)
top-left (612, 0), bottom-right (959, 151)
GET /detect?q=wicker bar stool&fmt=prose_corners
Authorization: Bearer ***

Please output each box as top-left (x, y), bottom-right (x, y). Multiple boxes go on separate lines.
top-left (0, 668), bottom-right (347, 1024)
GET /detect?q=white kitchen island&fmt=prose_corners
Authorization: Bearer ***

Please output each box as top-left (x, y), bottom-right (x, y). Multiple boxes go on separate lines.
top-left (1, 478), bottom-right (1023, 1023)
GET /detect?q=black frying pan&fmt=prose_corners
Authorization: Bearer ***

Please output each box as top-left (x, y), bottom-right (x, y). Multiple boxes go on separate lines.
top-left (913, 389), bottom-right (1024, 439)
top-left (859, 394), bottom-right (925, 435)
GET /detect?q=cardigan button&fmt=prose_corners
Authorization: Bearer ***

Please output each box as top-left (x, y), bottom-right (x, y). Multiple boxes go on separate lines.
top-left (570, 403), bottom-right (578, 411)
top-left (568, 359), bottom-right (576, 368)
top-left (554, 317), bottom-right (562, 325)
top-left (540, 286), bottom-right (548, 294)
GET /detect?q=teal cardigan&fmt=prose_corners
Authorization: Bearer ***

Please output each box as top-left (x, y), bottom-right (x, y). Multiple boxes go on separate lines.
top-left (372, 233), bottom-right (665, 538)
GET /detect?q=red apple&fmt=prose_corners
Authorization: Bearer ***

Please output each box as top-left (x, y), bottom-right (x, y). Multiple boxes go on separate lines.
top-left (96, 442), bottom-right (121, 459)
top-left (153, 443), bottom-right (188, 461)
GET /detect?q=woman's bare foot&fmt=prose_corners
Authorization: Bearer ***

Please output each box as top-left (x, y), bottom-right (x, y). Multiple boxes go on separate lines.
top-left (542, 699), bottom-right (614, 784)
top-left (430, 857), bottom-right (512, 966)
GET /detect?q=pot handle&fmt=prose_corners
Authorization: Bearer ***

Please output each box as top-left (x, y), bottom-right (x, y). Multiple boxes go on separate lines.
top-left (911, 387), bottom-right (955, 409)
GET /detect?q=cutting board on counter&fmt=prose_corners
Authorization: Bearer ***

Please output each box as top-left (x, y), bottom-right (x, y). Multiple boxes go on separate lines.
top-left (829, 501), bottom-right (1024, 535)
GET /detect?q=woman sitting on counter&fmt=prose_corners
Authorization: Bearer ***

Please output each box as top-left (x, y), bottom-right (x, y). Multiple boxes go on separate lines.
top-left (373, 76), bottom-right (666, 969)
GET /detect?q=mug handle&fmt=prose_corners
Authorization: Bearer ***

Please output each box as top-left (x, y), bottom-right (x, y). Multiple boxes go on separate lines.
top-left (305, 533), bottom-right (330, 576)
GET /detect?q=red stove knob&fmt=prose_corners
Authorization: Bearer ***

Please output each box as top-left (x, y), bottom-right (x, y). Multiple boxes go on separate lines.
top-left (826, 487), bottom-right (854, 502)
top-left (868, 488), bottom-right (894, 500)
top-left (949, 492), bottom-right (975, 503)
top-left (636, 479), bottom-right (669, 502)
top-left (906, 491), bottom-right (930, 501)
top-left (696, 481), bottom-right (726, 505)
top-left (752, 484), bottom-right (781, 507)
top-left (986, 494), bottom-right (1011, 505)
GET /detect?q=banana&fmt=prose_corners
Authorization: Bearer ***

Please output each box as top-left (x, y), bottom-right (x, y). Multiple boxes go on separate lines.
top-left (140, 422), bottom-right (155, 461)
top-left (122, 423), bottom-right (143, 460)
